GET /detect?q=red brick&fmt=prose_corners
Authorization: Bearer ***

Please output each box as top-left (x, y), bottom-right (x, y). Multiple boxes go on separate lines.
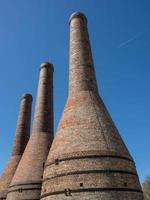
top-left (0, 94), bottom-right (32, 199)
top-left (7, 63), bottom-right (54, 200)
top-left (41, 12), bottom-right (144, 200)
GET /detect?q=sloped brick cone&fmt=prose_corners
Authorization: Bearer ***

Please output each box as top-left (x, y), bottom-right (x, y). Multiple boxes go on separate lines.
top-left (7, 62), bottom-right (54, 200)
top-left (0, 94), bottom-right (32, 199)
top-left (41, 13), bottom-right (144, 200)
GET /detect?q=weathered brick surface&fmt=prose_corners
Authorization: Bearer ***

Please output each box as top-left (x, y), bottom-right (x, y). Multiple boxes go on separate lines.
top-left (41, 12), bottom-right (144, 199)
top-left (7, 63), bottom-right (54, 200)
top-left (0, 94), bottom-right (32, 200)
top-left (41, 192), bottom-right (144, 200)
top-left (44, 157), bottom-right (136, 178)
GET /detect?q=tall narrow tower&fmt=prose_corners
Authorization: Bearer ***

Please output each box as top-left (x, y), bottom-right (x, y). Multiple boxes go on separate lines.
top-left (7, 62), bottom-right (54, 200)
top-left (0, 94), bottom-right (32, 200)
top-left (41, 13), bottom-right (144, 200)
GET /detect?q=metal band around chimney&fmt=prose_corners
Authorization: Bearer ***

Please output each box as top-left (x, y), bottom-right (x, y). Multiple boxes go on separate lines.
top-left (43, 169), bottom-right (138, 182)
top-left (41, 187), bottom-right (143, 198)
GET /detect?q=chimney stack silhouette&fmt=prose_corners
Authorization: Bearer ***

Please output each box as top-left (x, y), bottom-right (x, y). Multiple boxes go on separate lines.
top-left (41, 12), bottom-right (144, 200)
top-left (0, 94), bottom-right (32, 199)
top-left (7, 62), bottom-right (54, 200)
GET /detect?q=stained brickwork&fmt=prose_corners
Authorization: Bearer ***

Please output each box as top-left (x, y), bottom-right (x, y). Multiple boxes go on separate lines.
top-left (7, 63), bottom-right (54, 200)
top-left (0, 94), bottom-right (32, 199)
top-left (41, 12), bottom-right (144, 200)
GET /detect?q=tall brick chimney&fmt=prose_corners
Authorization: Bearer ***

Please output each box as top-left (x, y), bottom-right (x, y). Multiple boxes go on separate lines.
top-left (7, 62), bottom-right (54, 200)
top-left (41, 13), bottom-right (144, 200)
top-left (0, 94), bottom-right (32, 200)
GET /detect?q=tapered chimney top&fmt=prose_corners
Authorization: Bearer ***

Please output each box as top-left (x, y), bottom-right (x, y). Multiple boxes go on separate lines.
top-left (21, 93), bottom-right (33, 101)
top-left (40, 62), bottom-right (54, 71)
top-left (69, 12), bottom-right (87, 24)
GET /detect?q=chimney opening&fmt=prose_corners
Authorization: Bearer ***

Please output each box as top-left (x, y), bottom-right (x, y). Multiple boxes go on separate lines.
top-left (124, 182), bottom-right (127, 187)
top-left (80, 183), bottom-right (83, 187)
top-left (64, 188), bottom-right (71, 196)
top-left (18, 188), bottom-right (22, 193)
top-left (55, 159), bottom-right (59, 165)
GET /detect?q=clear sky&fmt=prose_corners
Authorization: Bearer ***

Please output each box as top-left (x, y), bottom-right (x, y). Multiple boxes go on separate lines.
top-left (0, 0), bottom-right (149, 184)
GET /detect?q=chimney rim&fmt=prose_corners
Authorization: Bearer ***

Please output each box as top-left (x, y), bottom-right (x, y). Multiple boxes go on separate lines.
top-left (21, 93), bottom-right (33, 102)
top-left (69, 12), bottom-right (87, 24)
top-left (40, 62), bottom-right (54, 72)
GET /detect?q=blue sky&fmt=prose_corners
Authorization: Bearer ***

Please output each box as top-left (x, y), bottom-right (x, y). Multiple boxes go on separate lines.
top-left (0, 0), bottom-right (149, 183)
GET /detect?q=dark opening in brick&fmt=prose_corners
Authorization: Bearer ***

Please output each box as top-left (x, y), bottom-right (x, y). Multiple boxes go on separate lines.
top-left (18, 188), bottom-right (22, 193)
top-left (124, 182), bottom-right (127, 187)
top-left (80, 183), bottom-right (83, 187)
top-left (55, 159), bottom-right (59, 165)
top-left (64, 188), bottom-right (71, 196)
